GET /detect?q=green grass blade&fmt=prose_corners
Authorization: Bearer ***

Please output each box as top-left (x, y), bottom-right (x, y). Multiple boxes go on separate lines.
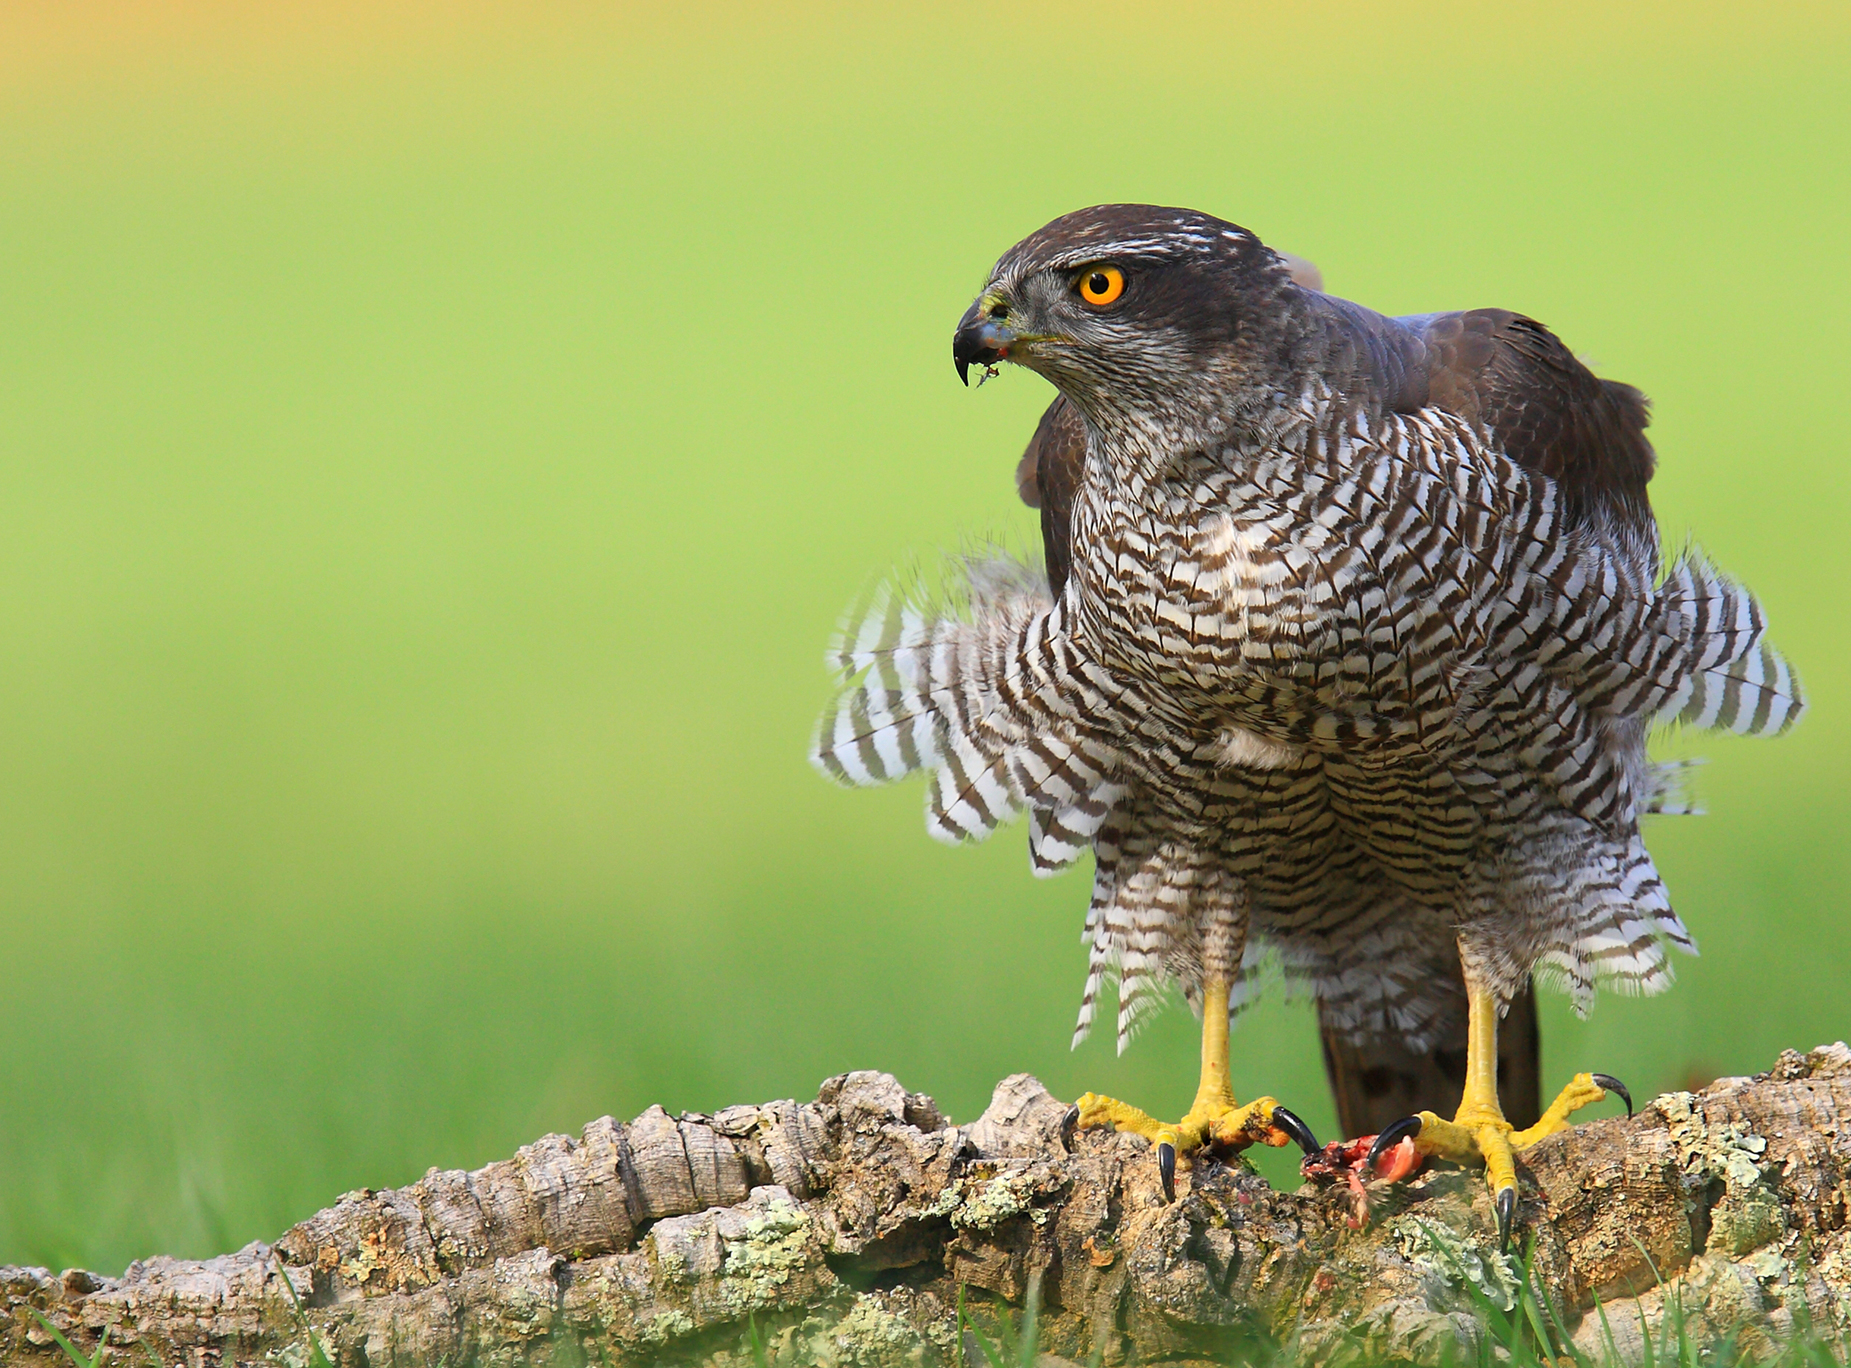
top-left (270, 1254), bottom-right (336, 1368)
top-left (1522, 1240), bottom-right (1588, 1365)
top-left (28, 1312), bottom-right (106, 1368)
top-left (1670, 1287), bottom-right (1694, 1368)
top-left (1017, 1267), bottom-right (1042, 1368)
top-left (1519, 1285), bottom-right (1555, 1359)
top-left (1514, 1242), bottom-right (1558, 1359)
top-left (957, 1283), bottom-right (1010, 1368)
top-left (1591, 1293), bottom-right (1625, 1367)
top-left (746, 1310), bottom-right (771, 1368)
top-left (1622, 1234), bottom-right (1666, 1368)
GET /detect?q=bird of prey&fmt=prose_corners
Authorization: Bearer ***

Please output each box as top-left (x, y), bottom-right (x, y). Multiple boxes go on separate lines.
top-left (1013, 268), bottom-right (1549, 1144)
top-left (813, 205), bottom-right (1803, 1238)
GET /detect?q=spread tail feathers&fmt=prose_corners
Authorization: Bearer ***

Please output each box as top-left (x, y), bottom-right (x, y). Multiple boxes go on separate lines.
top-left (1658, 554), bottom-right (1805, 737)
top-left (810, 554), bottom-right (1123, 856)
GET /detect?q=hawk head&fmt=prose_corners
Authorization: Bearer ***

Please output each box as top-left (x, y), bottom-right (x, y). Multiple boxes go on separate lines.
top-left (953, 205), bottom-right (1302, 444)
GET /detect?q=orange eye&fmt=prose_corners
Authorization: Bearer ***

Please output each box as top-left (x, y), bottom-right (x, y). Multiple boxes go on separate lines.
top-left (1076, 265), bottom-right (1124, 306)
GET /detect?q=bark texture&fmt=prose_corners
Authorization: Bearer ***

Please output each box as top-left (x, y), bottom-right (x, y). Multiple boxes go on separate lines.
top-left (7, 1045), bottom-right (1851, 1366)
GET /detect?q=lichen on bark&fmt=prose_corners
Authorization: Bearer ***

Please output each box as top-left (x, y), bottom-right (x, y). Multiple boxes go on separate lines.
top-left (7, 1045), bottom-right (1851, 1366)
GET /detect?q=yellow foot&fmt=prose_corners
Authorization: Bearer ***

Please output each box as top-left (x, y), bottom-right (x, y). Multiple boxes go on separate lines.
top-left (1363, 1072), bottom-right (1631, 1246)
top-left (1515, 1071), bottom-right (1631, 1145)
top-left (1061, 1090), bottom-right (1320, 1201)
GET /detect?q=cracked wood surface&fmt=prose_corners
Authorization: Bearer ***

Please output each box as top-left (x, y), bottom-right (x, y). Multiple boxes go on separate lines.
top-left (7, 1045), bottom-right (1851, 1366)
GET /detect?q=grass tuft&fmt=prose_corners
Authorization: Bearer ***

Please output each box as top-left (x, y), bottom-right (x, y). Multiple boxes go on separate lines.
top-left (28, 1312), bottom-right (107, 1368)
top-left (270, 1252), bottom-right (336, 1368)
top-left (945, 1232), bottom-right (1851, 1368)
top-left (957, 1271), bottom-right (1044, 1368)
top-left (745, 1310), bottom-right (771, 1368)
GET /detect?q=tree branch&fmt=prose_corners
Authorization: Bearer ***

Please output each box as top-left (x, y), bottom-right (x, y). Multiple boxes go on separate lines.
top-left (7, 1045), bottom-right (1851, 1365)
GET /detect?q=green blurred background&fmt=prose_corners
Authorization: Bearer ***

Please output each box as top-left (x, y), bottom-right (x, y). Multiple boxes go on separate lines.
top-left (1, 1), bottom-right (1845, 1275)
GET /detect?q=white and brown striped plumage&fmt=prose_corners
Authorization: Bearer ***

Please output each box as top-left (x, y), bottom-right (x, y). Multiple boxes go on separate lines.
top-left (813, 205), bottom-right (1803, 1127)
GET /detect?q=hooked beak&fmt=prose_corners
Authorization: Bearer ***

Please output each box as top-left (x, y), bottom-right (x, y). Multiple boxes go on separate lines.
top-left (953, 296), bottom-right (1017, 386)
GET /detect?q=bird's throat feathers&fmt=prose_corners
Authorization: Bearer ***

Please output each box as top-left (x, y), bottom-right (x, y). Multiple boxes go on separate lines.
top-left (1064, 359), bottom-right (1322, 493)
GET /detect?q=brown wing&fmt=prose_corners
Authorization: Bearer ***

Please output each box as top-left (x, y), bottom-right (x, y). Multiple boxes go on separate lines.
top-left (1402, 308), bottom-right (1656, 530)
top-left (1014, 397), bottom-right (1086, 597)
top-left (1296, 291), bottom-right (1657, 531)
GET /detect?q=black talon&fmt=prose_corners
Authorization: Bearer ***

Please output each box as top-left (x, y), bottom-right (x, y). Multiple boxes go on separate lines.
top-left (1495, 1186), bottom-right (1518, 1252)
top-left (1362, 1114), bottom-right (1424, 1176)
top-left (1060, 1104), bottom-right (1080, 1153)
top-left (1157, 1142), bottom-right (1177, 1203)
top-left (1269, 1105), bottom-right (1322, 1158)
top-left (1591, 1073), bottom-right (1634, 1117)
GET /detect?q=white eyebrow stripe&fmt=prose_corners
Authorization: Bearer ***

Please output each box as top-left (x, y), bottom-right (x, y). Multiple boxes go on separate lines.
top-left (1040, 241), bottom-right (1181, 269)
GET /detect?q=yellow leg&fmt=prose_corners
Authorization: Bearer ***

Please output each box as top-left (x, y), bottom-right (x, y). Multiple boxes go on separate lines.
top-left (1513, 1072), bottom-right (1616, 1146)
top-left (1063, 975), bottom-right (1318, 1201)
top-left (1367, 972), bottom-right (1627, 1245)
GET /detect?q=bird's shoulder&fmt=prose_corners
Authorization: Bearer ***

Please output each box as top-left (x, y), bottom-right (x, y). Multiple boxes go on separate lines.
top-left (1376, 302), bottom-right (1656, 530)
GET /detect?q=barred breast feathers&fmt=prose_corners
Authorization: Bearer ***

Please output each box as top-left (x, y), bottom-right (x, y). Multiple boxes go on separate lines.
top-left (1173, 400), bottom-right (1806, 760)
